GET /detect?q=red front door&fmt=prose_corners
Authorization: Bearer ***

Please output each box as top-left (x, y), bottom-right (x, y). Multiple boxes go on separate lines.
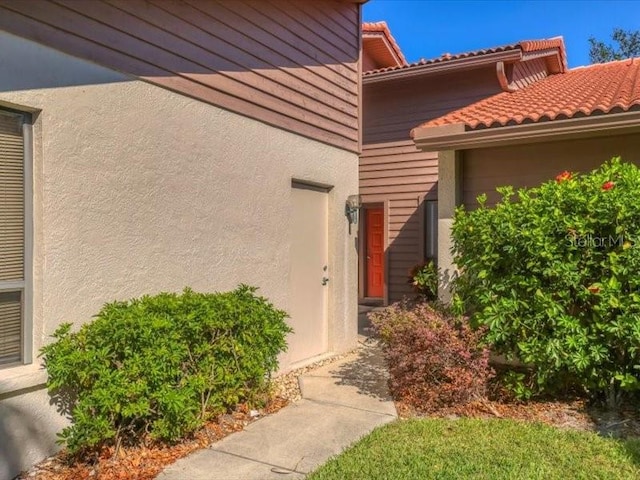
top-left (366, 208), bottom-right (384, 298)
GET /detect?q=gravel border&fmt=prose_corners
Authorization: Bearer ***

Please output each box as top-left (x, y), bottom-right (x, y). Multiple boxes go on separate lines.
top-left (271, 348), bottom-right (360, 403)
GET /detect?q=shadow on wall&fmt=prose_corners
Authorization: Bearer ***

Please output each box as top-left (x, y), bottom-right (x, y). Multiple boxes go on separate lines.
top-left (0, 385), bottom-right (57, 480)
top-left (386, 183), bottom-right (438, 304)
top-left (0, 29), bottom-right (129, 93)
top-left (0, 0), bottom-right (359, 93)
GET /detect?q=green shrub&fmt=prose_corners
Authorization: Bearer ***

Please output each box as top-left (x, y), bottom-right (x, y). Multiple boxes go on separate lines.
top-left (409, 261), bottom-right (438, 300)
top-left (370, 301), bottom-right (493, 411)
top-left (452, 158), bottom-right (640, 406)
top-left (41, 285), bottom-right (291, 455)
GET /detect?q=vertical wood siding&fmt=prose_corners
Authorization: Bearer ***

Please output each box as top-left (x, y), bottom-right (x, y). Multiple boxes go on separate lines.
top-left (0, 0), bottom-right (360, 152)
top-left (361, 67), bottom-right (502, 301)
top-left (463, 134), bottom-right (640, 209)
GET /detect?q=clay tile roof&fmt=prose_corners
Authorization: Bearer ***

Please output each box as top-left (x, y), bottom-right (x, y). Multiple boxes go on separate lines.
top-left (520, 37), bottom-right (568, 70)
top-left (362, 21), bottom-right (407, 66)
top-left (414, 58), bottom-right (640, 132)
top-left (364, 37), bottom-right (567, 76)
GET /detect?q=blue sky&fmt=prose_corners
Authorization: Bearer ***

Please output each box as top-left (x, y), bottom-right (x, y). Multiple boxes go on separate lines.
top-left (363, 0), bottom-right (640, 68)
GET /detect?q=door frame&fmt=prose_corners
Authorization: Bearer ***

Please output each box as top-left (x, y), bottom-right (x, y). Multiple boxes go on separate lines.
top-left (358, 201), bottom-right (389, 305)
top-left (289, 179), bottom-right (332, 366)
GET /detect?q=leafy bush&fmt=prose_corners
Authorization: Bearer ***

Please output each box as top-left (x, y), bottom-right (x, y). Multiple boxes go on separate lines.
top-left (371, 301), bottom-right (493, 411)
top-left (41, 285), bottom-right (291, 455)
top-left (409, 261), bottom-right (438, 300)
top-left (452, 158), bottom-right (640, 406)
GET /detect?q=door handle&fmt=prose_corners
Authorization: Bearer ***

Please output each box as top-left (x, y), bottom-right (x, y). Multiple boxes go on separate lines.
top-left (322, 277), bottom-right (329, 286)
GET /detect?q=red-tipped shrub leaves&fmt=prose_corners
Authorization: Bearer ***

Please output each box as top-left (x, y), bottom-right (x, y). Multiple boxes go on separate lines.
top-left (371, 302), bottom-right (494, 411)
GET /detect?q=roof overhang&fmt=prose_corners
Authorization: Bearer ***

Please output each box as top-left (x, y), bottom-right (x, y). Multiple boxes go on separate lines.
top-left (412, 111), bottom-right (640, 151)
top-left (363, 32), bottom-right (406, 69)
top-left (363, 49), bottom-right (523, 84)
top-left (522, 48), bottom-right (564, 74)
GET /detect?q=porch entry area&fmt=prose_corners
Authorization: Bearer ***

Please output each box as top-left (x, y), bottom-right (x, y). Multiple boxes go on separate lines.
top-left (359, 199), bottom-right (437, 305)
top-left (288, 182), bottom-right (330, 364)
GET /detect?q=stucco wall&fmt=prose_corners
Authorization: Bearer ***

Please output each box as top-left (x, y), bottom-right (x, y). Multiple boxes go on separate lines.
top-left (0, 30), bottom-right (358, 478)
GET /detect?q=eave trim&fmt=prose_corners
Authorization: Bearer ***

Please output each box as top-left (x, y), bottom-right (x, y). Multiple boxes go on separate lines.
top-left (363, 50), bottom-right (523, 84)
top-left (412, 111), bottom-right (640, 151)
top-left (363, 33), bottom-right (405, 68)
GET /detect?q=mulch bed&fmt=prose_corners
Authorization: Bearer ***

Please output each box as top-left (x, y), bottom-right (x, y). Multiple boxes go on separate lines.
top-left (396, 397), bottom-right (640, 439)
top-left (18, 397), bottom-right (288, 480)
top-left (18, 350), bottom-right (359, 480)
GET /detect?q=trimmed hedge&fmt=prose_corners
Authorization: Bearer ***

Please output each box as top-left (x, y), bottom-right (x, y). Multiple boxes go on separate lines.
top-left (41, 285), bottom-right (291, 454)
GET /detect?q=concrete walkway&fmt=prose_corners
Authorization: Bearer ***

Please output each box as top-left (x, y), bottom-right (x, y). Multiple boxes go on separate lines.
top-left (157, 312), bottom-right (396, 479)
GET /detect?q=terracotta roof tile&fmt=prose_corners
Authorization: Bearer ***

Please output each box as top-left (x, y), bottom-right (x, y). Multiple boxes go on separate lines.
top-left (414, 58), bottom-right (640, 132)
top-left (362, 21), bottom-right (407, 66)
top-left (364, 37), bottom-right (566, 75)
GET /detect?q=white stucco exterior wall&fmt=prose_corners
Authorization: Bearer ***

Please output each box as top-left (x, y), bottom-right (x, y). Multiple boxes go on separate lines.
top-left (0, 30), bottom-right (359, 478)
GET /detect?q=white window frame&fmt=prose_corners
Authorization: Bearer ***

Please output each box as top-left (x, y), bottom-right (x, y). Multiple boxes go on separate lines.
top-left (0, 108), bottom-right (32, 367)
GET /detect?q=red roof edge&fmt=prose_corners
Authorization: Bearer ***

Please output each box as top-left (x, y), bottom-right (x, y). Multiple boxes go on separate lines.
top-left (362, 21), bottom-right (408, 67)
top-left (520, 36), bottom-right (568, 73)
top-left (411, 56), bottom-right (640, 144)
top-left (364, 36), bottom-right (567, 76)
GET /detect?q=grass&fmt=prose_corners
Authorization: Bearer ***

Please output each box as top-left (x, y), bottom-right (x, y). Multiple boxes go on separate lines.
top-left (308, 418), bottom-right (640, 480)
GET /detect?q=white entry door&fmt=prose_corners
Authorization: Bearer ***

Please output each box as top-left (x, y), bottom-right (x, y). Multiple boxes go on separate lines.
top-left (289, 183), bottom-right (329, 364)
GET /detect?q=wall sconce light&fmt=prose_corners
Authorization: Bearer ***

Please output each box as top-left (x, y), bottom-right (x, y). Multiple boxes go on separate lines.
top-left (345, 194), bottom-right (361, 233)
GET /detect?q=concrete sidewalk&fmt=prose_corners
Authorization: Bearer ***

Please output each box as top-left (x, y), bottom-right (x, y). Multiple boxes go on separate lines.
top-left (157, 321), bottom-right (396, 479)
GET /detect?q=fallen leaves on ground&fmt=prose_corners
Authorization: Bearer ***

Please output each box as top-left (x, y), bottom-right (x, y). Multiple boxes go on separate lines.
top-left (19, 397), bottom-right (288, 480)
top-left (396, 397), bottom-right (640, 439)
top-left (19, 349), bottom-right (352, 480)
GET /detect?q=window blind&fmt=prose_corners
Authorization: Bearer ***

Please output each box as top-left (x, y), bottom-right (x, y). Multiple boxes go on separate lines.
top-left (0, 291), bottom-right (21, 365)
top-left (0, 111), bottom-right (24, 366)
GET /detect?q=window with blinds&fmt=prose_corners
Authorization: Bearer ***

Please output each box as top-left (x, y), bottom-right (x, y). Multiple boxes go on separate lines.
top-left (0, 110), bottom-right (26, 367)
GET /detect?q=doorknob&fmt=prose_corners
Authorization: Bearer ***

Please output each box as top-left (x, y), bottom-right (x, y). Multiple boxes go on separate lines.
top-left (322, 277), bottom-right (329, 286)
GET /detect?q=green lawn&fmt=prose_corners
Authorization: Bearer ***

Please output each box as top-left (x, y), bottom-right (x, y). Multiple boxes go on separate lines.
top-left (309, 418), bottom-right (640, 480)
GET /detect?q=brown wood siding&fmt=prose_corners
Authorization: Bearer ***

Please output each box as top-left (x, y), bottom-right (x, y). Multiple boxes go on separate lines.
top-left (363, 66), bottom-right (502, 144)
top-left (360, 141), bottom-right (438, 301)
top-left (509, 57), bottom-right (548, 90)
top-left (0, 0), bottom-right (360, 152)
top-left (463, 134), bottom-right (640, 208)
top-left (361, 67), bottom-right (502, 301)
